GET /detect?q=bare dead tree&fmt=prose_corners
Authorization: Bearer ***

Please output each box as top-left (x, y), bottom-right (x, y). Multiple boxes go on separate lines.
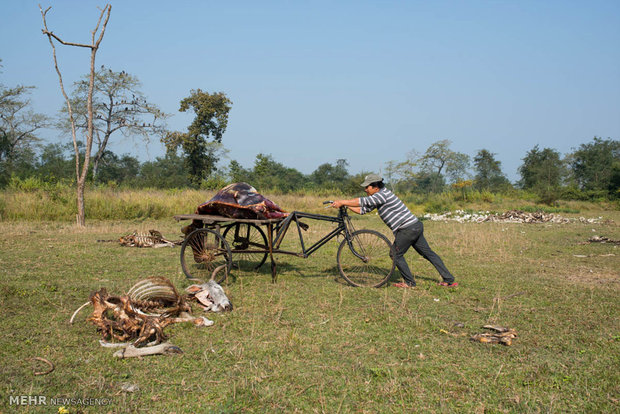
top-left (40, 4), bottom-right (112, 226)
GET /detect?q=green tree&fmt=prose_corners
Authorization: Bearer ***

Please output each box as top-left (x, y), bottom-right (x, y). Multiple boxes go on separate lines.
top-left (0, 60), bottom-right (50, 184)
top-left (383, 150), bottom-right (422, 193)
top-left (250, 153), bottom-right (306, 193)
top-left (228, 159), bottom-right (252, 183)
top-left (36, 142), bottom-right (76, 181)
top-left (95, 151), bottom-right (140, 184)
top-left (138, 150), bottom-right (190, 188)
top-left (569, 137), bottom-right (619, 196)
top-left (342, 171), bottom-right (372, 195)
top-left (413, 172), bottom-right (446, 194)
top-left (60, 66), bottom-right (168, 180)
top-left (473, 149), bottom-right (511, 191)
top-left (163, 90), bottom-right (232, 186)
top-left (418, 140), bottom-right (470, 192)
top-left (310, 159), bottom-right (350, 190)
top-left (518, 145), bottom-right (565, 203)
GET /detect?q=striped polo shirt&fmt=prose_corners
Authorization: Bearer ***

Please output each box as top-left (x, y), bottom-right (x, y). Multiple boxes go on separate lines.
top-left (359, 188), bottom-right (418, 232)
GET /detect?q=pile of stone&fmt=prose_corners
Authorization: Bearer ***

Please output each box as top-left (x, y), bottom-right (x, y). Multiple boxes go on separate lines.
top-left (484, 210), bottom-right (570, 223)
top-left (423, 209), bottom-right (604, 224)
top-left (422, 210), bottom-right (489, 223)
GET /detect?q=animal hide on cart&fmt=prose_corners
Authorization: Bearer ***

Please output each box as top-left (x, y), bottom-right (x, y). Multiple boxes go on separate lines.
top-left (195, 182), bottom-right (288, 220)
top-left (182, 182), bottom-right (309, 236)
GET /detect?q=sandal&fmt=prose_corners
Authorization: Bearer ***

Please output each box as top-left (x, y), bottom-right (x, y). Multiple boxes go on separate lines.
top-left (438, 281), bottom-right (459, 287)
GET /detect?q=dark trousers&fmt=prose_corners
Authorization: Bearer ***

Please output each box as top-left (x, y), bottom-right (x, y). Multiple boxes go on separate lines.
top-left (393, 221), bottom-right (455, 286)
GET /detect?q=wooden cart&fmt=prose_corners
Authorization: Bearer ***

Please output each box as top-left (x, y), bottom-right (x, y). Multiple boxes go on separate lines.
top-left (174, 213), bottom-right (283, 283)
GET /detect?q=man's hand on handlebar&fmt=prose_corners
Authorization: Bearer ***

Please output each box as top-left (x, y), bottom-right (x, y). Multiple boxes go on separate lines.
top-left (329, 198), bottom-right (362, 214)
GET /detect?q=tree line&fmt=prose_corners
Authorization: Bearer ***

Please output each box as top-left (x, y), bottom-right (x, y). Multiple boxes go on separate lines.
top-left (1, 59), bottom-right (618, 202)
top-left (2, 3), bottom-right (614, 227)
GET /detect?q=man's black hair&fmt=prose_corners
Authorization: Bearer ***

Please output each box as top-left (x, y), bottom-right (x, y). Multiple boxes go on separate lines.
top-left (369, 181), bottom-right (384, 189)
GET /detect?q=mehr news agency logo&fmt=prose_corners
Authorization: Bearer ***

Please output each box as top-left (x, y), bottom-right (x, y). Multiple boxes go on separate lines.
top-left (9, 394), bottom-right (113, 407)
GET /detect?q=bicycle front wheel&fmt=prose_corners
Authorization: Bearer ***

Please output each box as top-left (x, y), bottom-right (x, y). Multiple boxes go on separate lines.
top-left (337, 230), bottom-right (395, 287)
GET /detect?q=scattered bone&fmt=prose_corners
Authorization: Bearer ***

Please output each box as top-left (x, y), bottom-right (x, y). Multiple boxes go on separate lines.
top-left (579, 235), bottom-right (620, 245)
top-left (100, 340), bottom-right (132, 348)
top-left (470, 325), bottom-right (517, 346)
top-left (27, 357), bottom-right (54, 375)
top-left (114, 343), bottom-right (183, 359)
top-left (69, 301), bottom-right (91, 324)
top-left (439, 328), bottom-right (467, 337)
top-left (120, 383), bottom-right (141, 392)
top-left (573, 253), bottom-right (616, 258)
top-left (482, 325), bottom-right (512, 332)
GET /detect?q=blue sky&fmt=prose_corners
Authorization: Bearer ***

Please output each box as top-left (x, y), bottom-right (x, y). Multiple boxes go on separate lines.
top-left (1, 0), bottom-right (619, 182)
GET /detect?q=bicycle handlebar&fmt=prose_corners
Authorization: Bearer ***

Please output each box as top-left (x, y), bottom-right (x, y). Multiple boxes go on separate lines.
top-left (322, 201), bottom-right (349, 217)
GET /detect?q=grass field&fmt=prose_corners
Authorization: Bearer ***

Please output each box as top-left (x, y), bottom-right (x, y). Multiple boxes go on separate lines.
top-left (1, 196), bottom-right (619, 413)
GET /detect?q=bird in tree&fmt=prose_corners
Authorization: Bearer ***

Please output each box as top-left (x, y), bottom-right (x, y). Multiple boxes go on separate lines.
top-left (58, 66), bottom-right (169, 180)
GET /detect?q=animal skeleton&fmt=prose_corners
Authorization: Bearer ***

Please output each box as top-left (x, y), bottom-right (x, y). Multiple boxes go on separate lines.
top-left (115, 230), bottom-right (181, 248)
top-left (71, 277), bottom-right (232, 358)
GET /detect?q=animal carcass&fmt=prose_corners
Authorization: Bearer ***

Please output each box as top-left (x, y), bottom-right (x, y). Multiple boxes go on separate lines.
top-left (72, 277), bottom-right (232, 358)
top-left (195, 183), bottom-right (288, 220)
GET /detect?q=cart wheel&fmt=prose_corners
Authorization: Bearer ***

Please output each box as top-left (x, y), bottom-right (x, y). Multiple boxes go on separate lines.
top-left (337, 230), bottom-right (395, 287)
top-left (222, 223), bottom-right (268, 271)
top-left (181, 228), bottom-right (232, 284)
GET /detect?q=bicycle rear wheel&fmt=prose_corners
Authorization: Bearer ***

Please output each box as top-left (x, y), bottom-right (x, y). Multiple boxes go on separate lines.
top-left (222, 223), bottom-right (268, 271)
top-left (337, 230), bottom-right (395, 287)
top-left (180, 229), bottom-right (232, 283)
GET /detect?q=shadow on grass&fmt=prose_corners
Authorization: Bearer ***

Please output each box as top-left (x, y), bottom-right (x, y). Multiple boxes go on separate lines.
top-left (221, 259), bottom-right (443, 288)
top-left (222, 260), bottom-right (336, 284)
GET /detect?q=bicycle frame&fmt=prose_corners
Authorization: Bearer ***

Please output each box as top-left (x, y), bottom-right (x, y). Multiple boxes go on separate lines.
top-left (272, 207), bottom-right (363, 259)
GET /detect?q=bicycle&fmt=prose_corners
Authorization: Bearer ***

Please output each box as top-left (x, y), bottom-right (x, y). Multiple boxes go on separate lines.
top-left (176, 202), bottom-right (396, 287)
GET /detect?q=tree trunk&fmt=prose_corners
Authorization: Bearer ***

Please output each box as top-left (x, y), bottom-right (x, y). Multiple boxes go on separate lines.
top-left (76, 179), bottom-right (86, 226)
top-left (91, 132), bottom-right (111, 182)
top-left (40, 4), bottom-right (111, 227)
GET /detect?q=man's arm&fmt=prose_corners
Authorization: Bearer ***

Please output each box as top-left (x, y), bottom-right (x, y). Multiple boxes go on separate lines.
top-left (332, 198), bottom-right (361, 214)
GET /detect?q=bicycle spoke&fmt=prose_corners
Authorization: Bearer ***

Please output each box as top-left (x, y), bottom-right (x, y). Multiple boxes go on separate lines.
top-left (181, 229), bottom-right (232, 283)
